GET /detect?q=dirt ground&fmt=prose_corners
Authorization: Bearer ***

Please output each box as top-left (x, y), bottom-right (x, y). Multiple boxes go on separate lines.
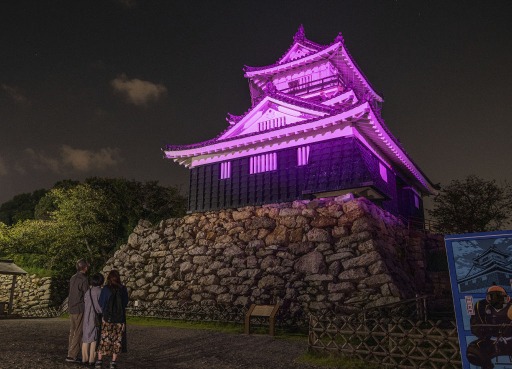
top-left (0, 318), bottom-right (324, 369)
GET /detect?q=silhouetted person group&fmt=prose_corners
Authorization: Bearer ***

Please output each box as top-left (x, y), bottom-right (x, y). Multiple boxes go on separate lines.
top-left (67, 259), bottom-right (128, 369)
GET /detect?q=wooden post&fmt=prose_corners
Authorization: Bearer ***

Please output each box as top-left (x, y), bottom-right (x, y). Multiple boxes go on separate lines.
top-left (268, 304), bottom-right (279, 336)
top-left (8, 275), bottom-right (17, 315)
top-left (244, 304), bottom-right (256, 334)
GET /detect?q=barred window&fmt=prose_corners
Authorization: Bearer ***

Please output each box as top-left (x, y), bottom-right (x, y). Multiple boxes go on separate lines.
top-left (258, 117), bottom-right (286, 131)
top-left (297, 145), bottom-right (310, 166)
top-left (249, 152), bottom-right (277, 174)
top-left (220, 161), bottom-right (231, 179)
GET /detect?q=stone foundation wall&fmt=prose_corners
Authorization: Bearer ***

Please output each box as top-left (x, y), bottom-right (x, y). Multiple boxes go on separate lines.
top-left (104, 196), bottom-right (444, 317)
top-left (0, 274), bottom-right (53, 313)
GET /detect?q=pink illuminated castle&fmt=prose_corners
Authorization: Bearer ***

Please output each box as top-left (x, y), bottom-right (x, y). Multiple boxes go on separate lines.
top-left (164, 26), bottom-right (436, 220)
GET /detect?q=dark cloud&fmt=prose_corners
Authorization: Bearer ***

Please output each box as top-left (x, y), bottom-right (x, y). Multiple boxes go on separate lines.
top-left (19, 146), bottom-right (122, 174)
top-left (0, 155), bottom-right (7, 176)
top-left (1, 84), bottom-right (28, 104)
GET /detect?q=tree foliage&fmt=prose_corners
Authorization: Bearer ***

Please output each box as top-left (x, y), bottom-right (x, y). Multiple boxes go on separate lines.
top-left (428, 175), bottom-right (512, 234)
top-left (0, 189), bottom-right (47, 225)
top-left (0, 177), bottom-right (186, 276)
top-left (0, 219), bottom-right (59, 270)
top-left (49, 184), bottom-right (122, 273)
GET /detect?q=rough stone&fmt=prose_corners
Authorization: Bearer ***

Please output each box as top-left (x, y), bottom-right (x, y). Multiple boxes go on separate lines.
top-left (260, 256), bottom-right (280, 269)
top-left (306, 228), bottom-right (331, 242)
top-left (247, 216), bottom-right (276, 230)
top-left (232, 210), bottom-right (253, 221)
top-left (338, 268), bottom-right (369, 282)
top-left (342, 251), bottom-right (381, 270)
top-left (257, 275), bottom-right (285, 289)
top-left (310, 216), bottom-right (337, 228)
top-left (265, 225), bottom-right (288, 245)
top-left (294, 251), bottom-right (326, 274)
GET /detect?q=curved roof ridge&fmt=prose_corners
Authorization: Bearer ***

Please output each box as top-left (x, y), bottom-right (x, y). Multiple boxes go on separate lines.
top-left (368, 106), bottom-right (437, 189)
top-left (226, 112), bottom-right (244, 124)
top-left (244, 25), bottom-right (329, 73)
top-left (243, 42), bottom-right (327, 73)
top-left (338, 42), bottom-right (384, 101)
top-left (164, 100), bottom-right (366, 152)
top-left (226, 85), bottom-right (337, 126)
top-left (270, 90), bottom-right (334, 113)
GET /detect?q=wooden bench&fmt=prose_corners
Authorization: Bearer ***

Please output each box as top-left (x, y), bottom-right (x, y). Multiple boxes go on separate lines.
top-left (244, 303), bottom-right (280, 336)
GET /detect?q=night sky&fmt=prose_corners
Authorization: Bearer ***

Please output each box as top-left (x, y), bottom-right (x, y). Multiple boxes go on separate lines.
top-left (1, 1), bottom-right (511, 206)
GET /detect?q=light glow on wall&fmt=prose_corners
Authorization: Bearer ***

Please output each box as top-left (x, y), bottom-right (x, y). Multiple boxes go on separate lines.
top-left (379, 162), bottom-right (388, 182)
top-left (297, 145), bottom-right (310, 166)
top-left (220, 161), bottom-right (231, 179)
top-left (250, 152), bottom-right (277, 174)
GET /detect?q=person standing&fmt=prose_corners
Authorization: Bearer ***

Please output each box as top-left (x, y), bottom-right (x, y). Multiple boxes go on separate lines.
top-left (95, 270), bottom-right (128, 369)
top-left (82, 273), bottom-right (104, 365)
top-left (66, 259), bottom-right (89, 362)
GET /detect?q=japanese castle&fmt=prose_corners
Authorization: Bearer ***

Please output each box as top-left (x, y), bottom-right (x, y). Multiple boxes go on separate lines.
top-left (164, 26), bottom-right (436, 219)
top-left (458, 245), bottom-right (512, 293)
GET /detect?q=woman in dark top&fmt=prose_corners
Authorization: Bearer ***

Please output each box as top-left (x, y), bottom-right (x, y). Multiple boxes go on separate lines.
top-left (95, 270), bottom-right (128, 369)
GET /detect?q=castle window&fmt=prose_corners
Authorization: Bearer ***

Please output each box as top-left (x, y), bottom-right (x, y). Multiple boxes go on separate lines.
top-left (220, 161), bottom-right (231, 179)
top-left (297, 145), bottom-right (310, 166)
top-left (258, 117), bottom-right (286, 131)
top-left (379, 162), bottom-right (388, 183)
top-left (300, 75), bottom-right (312, 86)
top-left (414, 193), bottom-right (420, 209)
top-left (250, 152), bottom-right (277, 174)
top-left (288, 80), bottom-right (299, 90)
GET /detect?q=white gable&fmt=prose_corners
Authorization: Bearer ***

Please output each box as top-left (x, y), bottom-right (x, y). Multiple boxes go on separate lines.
top-left (279, 43), bottom-right (317, 65)
top-left (219, 97), bottom-right (324, 140)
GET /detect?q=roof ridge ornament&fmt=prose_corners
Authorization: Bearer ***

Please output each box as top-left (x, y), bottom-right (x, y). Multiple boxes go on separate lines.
top-left (264, 81), bottom-right (278, 95)
top-left (293, 24), bottom-right (306, 43)
top-left (226, 112), bottom-right (243, 125)
top-left (334, 32), bottom-right (344, 44)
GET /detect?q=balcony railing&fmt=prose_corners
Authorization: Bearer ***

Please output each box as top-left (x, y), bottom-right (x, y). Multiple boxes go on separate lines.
top-left (280, 75), bottom-right (344, 96)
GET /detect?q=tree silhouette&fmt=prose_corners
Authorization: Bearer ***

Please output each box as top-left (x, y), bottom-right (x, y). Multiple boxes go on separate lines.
top-left (428, 175), bottom-right (512, 234)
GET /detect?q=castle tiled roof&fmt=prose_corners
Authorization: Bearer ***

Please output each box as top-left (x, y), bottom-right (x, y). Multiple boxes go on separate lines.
top-left (165, 97), bottom-right (361, 152)
top-left (243, 26), bottom-right (383, 103)
top-left (163, 25), bottom-right (437, 196)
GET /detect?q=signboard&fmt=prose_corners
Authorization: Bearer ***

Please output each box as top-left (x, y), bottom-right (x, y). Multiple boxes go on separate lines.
top-left (445, 230), bottom-right (512, 369)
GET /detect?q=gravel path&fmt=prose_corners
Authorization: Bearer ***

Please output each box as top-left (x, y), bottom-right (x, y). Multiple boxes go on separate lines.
top-left (0, 318), bottom-right (324, 369)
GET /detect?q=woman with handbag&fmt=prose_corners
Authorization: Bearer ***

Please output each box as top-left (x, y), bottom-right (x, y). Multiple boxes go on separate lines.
top-left (82, 273), bottom-right (104, 366)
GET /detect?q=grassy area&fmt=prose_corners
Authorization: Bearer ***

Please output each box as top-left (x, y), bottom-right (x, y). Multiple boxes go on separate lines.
top-left (126, 316), bottom-right (244, 334)
top-left (59, 316), bottom-right (372, 368)
top-left (17, 265), bottom-right (53, 278)
top-left (126, 317), bottom-right (372, 368)
top-left (126, 316), bottom-right (308, 337)
top-left (297, 350), bottom-right (379, 369)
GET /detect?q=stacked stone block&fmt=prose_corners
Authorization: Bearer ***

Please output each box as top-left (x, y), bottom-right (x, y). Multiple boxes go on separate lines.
top-left (104, 196), bottom-right (428, 317)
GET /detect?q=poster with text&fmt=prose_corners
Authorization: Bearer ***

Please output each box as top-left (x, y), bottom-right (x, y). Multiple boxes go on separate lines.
top-left (445, 230), bottom-right (512, 369)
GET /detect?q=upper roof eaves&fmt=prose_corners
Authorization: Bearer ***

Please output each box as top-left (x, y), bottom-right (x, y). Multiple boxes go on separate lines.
top-left (164, 96), bottom-right (360, 153)
top-left (276, 25), bottom-right (326, 64)
top-left (224, 83), bottom-right (335, 126)
top-left (242, 26), bottom-right (383, 102)
top-left (243, 25), bottom-right (329, 74)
